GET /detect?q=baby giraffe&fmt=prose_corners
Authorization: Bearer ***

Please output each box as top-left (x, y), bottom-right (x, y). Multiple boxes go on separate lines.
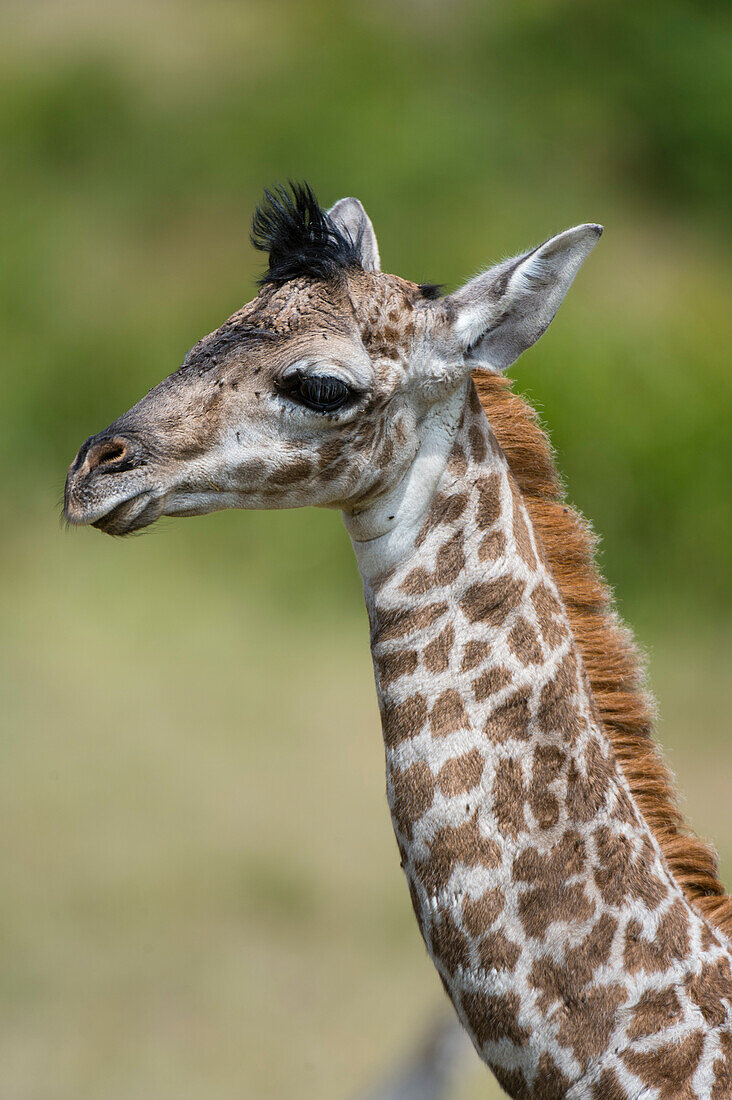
top-left (65, 184), bottom-right (732, 1099)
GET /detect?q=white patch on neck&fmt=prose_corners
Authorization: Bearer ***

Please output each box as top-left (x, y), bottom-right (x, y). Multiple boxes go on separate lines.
top-left (343, 381), bottom-right (469, 582)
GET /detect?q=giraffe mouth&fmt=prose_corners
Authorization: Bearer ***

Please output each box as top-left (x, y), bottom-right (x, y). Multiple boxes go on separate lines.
top-left (90, 491), bottom-right (163, 536)
top-left (64, 425), bottom-right (165, 535)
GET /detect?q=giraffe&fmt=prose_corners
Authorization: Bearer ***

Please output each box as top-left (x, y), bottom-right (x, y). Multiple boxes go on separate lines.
top-left (64, 184), bottom-right (732, 1099)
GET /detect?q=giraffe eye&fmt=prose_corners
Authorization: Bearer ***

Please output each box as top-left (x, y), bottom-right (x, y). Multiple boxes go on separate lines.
top-left (285, 373), bottom-right (352, 413)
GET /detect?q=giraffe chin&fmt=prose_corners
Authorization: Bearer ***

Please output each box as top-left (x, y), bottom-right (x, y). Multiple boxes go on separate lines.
top-left (91, 491), bottom-right (162, 536)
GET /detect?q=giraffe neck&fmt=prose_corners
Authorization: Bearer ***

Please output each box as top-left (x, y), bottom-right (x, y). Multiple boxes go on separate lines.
top-left (346, 381), bottom-right (732, 1100)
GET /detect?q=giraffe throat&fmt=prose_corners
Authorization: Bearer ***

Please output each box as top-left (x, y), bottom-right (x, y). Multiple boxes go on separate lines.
top-left (347, 382), bottom-right (732, 1100)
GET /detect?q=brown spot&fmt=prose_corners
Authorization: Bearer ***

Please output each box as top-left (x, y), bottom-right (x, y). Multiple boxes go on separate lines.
top-left (595, 826), bottom-right (668, 911)
top-left (378, 436), bottom-right (394, 466)
top-left (511, 487), bottom-right (537, 568)
top-left (434, 531), bottom-right (466, 585)
top-left (415, 492), bottom-right (469, 547)
top-left (460, 988), bottom-right (528, 1048)
top-left (418, 811), bottom-right (501, 894)
top-left (461, 639), bottom-right (489, 672)
top-left (532, 1053), bottom-right (571, 1100)
top-left (556, 984), bottom-right (627, 1072)
top-left (438, 491), bottom-right (469, 523)
top-left (235, 458), bottom-right (268, 483)
top-left (373, 602), bottom-right (447, 643)
top-left (377, 648), bottom-right (418, 687)
top-left (460, 576), bottom-right (525, 627)
top-left (701, 922), bottom-right (719, 954)
top-left (447, 443), bottom-right (468, 477)
top-left (477, 930), bottom-right (521, 973)
top-left (534, 743), bottom-right (566, 783)
top-left (436, 749), bottom-right (484, 796)
top-left (468, 380), bottom-right (484, 414)
top-left (389, 761), bottom-right (435, 840)
top-left (474, 474), bottom-right (502, 529)
top-left (461, 887), bottom-right (504, 937)
top-left (473, 664), bottom-right (511, 702)
top-left (529, 913), bottom-right (618, 1013)
top-left (611, 782), bottom-right (638, 826)
top-left (478, 528), bottom-right (507, 561)
top-left (382, 694), bottom-right (429, 750)
top-left (519, 880), bottom-right (594, 940)
top-left (400, 566), bottom-right (434, 596)
top-left (566, 737), bottom-right (613, 823)
top-left (429, 909), bottom-right (471, 972)
top-left (624, 899), bottom-right (690, 973)
top-left (492, 758), bottom-right (526, 839)
top-left (507, 617), bottom-right (543, 664)
top-left (593, 828), bottom-right (634, 907)
top-left (537, 651), bottom-right (583, 741)
top-left (422, 623), bottom-right (454, 674)
top-left (515, 833), bottom-right (594, 938)
top-left (528, 957), bottom-right (563, 1014)
top-left (327, 458), bottom-right (349, 481)
top-left (531, 582), bottom-right (567, 647)
top-left (685, 956), bottom-right (732, 1027)
top-left (468, 424), bottom-right (487, 464)
top-left (316, 437), bottom-right (342, 470)
top-left (568, 913), bottom-right (617, 983)
top-left (591, 1068), bottom-right (628, 1100)
top-left (528, 744), bottom-right (566, 829)
top-left (277, 457), bottom-right (314, 485)
top-left (514, 831), bottom-right (587, 883)
top-left (430, 690), bottom-right (470, 737)
top-left (627, 986), bottom-right (683, 1040)
top-left (622, 1030), bottom-right (705, 1100)
top-left (490, 1066), bottom-right (528, 1098)
top-left (483, 687), bottom-right (531, 742)
top-left (712, 1030), bottom-right (732, 1100)
top-left (528, 789), bottom-right (560, 830)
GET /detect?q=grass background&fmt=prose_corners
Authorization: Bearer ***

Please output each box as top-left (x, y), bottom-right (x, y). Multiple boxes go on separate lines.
top-left (1, 1), bottom-right (730, 1096)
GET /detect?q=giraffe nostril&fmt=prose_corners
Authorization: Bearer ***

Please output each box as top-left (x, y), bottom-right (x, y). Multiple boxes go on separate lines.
top-left (97, 441), bottom-right (127, 465)
top-left (85, 435), bottom-right (136, 474)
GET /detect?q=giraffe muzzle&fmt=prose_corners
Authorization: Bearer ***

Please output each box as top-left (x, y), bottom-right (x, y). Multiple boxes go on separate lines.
top-left (64, 428), bottom-right (163, 535)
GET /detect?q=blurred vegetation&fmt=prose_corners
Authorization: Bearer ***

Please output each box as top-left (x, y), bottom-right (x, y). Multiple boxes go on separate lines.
top-left (1, 2), bottom-right (730, 1097)
top-left (1, 0), bottom-right (730, 621)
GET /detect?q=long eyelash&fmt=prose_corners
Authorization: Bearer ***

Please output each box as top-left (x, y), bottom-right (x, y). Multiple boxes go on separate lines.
top-left (277, 371), bottom-right (359, 413)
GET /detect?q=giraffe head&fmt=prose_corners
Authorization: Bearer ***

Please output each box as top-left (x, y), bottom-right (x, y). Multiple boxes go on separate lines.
top-left (64, 183), bottom-right (601, 535)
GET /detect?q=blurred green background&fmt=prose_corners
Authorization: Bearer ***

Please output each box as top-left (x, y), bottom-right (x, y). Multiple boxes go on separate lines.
top-left (1, 2), bottom-right (730, 1097)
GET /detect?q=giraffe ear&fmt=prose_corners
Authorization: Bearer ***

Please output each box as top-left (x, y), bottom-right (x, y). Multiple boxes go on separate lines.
top-left (446, 224), bottom-right (603, 372)
top-left (327, 197), bottom-right (381, 274)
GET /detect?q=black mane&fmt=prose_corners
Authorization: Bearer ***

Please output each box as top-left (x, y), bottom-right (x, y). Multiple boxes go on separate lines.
top-left (251, 181), bottom-right (363, 287)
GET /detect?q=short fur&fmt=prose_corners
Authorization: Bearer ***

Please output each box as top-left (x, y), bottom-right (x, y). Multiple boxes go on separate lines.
top-left (475, 371), bottom-right (732, 937)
